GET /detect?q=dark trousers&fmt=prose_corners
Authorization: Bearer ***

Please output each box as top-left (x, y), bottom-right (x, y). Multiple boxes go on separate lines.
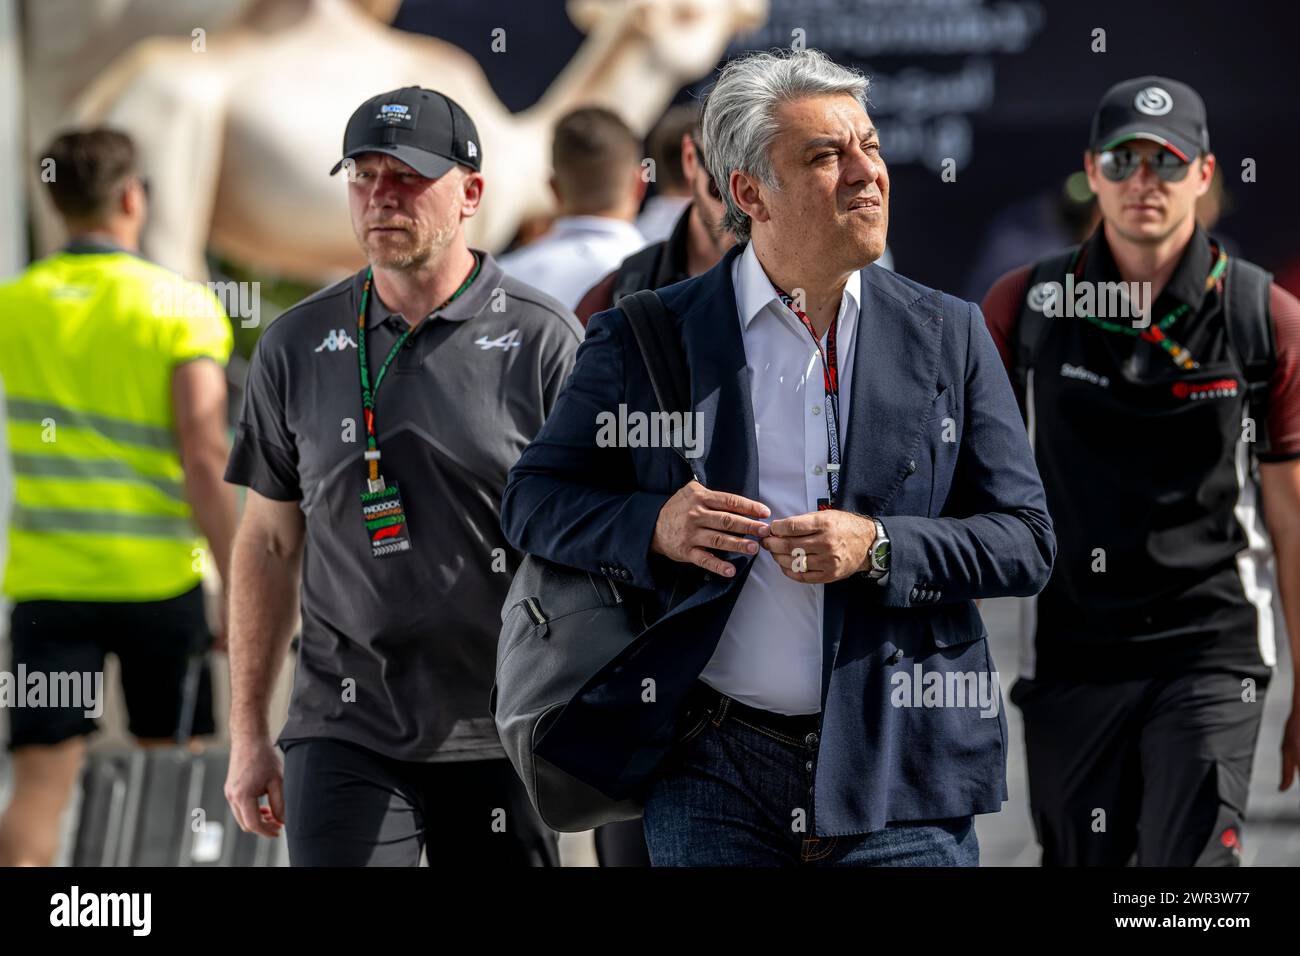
top-left (641, 683), bottom-right (979, 866)
top-left (594, 819), bottom-right (651, 867)
top-left (1012, 669), bottom-right (1267, 866)
top-left (282, 737), bottom-right (559, 867)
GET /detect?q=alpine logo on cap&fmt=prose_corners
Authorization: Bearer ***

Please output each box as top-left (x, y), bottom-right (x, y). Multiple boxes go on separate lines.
top-left (374, 103), bottom-right (415, 127)
top-left (1134, 86), bottom-right (1173, 116)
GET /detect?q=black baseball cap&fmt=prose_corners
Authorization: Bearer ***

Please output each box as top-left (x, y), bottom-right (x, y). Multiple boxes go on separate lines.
top-left (1089, 76), bottom-right (1210, 162)
top-left (330, 87), bottom-right (482, 179)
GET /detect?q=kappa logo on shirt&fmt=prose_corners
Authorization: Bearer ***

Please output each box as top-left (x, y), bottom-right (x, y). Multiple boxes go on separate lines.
top-left (474, 329), bottom-right (522, 351)
top-left (315, 329), bottom-right (358, 352)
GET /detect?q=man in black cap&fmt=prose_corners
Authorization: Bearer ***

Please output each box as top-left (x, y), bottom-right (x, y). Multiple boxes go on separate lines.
top-left (982, 76), bottom-right (1300, 865)
top-left (222, 87), bottom-right (580, 866)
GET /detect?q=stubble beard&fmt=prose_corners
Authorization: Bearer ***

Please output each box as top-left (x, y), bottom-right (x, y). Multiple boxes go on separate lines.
top-left (366, 214), bottom-right (459, 272)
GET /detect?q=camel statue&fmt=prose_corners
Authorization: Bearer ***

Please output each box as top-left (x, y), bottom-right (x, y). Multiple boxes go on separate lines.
top-left (31, 0), bottom-right (767, 283)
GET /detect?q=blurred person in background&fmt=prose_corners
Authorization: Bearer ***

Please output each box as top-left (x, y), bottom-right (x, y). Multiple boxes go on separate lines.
top-left (982, 77), bottom-right (1300, 866)
top-left (498, 107), bottom-right (647, 309)
top-left (635, 104), bottom-right (697, 244)
top-left (576, 105), bottom-right (734, 330)
top-left (0, 128), bottom-right (235, 866)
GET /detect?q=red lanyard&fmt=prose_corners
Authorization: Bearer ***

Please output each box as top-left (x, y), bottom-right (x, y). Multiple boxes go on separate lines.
top-left (772, 283), bottom-right (842, 508)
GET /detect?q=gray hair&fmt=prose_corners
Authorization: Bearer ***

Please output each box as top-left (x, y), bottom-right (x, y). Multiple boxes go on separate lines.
top-left (700, 49), bottom-right (870, 243)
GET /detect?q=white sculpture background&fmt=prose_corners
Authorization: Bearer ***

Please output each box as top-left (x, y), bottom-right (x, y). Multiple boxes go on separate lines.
top-left (25, 0), bottom-right (767, 283)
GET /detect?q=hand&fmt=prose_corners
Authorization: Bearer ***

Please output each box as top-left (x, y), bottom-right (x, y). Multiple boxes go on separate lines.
top-left (762, 510), bottom-right (876, 584)
top-left (651, 480), bottom-right (771, 577)
top-left (225, 735), bottom-right (286, 838)
top-left (1282, 703), bottom-right (1300, 792)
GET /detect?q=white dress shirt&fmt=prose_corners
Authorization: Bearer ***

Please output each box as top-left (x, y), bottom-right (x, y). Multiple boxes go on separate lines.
top-left (497, 215), bottom-right (646, 310)
top-left (698, 241), bottom-right (861, 715)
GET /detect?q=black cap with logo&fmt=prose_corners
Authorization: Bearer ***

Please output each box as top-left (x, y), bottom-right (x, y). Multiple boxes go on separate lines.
top-left (1089, 76), bottom-right (1210, 162)
top-left (330, 86), bottom-right (482, 179)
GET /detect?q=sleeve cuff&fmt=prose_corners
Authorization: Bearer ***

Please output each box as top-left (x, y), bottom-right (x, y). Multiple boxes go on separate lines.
top-left (224, 430), bottom-right (301, 501)
top-left (620, 490), bottom-right (673, 590)
top-left (1256, 449), bottom-right (1300, 463)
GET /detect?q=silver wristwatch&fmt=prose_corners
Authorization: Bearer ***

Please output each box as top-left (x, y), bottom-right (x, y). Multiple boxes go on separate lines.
top-left (864, 517), bottom-right (890, 580)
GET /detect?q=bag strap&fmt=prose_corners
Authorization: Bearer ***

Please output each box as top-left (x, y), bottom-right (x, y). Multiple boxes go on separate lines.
top-left (1012, 246), bottom-right (1080, 396)
top-left (619, 288), bottom-right (699, 478)
top-left (1223, 256), bottom-right (1276, 457)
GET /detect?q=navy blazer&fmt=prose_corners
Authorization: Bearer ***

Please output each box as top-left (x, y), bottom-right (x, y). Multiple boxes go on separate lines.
top-left (501, 243), bottom-right (1055, 836)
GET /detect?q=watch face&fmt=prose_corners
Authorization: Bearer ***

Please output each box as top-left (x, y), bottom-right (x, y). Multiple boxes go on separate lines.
top-left (873, 540), bottom-right (890, 571)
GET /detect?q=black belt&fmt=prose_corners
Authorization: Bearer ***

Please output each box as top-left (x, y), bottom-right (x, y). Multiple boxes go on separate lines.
top-left (683, 680), bottom-right (821, 745)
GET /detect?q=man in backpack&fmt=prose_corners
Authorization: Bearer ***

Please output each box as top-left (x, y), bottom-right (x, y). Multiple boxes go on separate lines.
top-left (982, 76), bottom-right (1300, 866)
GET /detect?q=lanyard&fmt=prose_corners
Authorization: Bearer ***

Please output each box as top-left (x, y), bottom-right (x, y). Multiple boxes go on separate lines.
top-left (1073, 241), bottom-right (1228, 371)
top-left (356, 255), bottom-right (481, 492)
top-left (773, 282), bottom-right (842, 508)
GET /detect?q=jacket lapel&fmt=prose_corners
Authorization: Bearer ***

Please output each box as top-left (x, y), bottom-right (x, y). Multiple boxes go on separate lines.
top-left (675, 243), bottom-right (759, 505)
top-left (648, 244), bottom-right (759, 618)
top-left (820, 267), bottom-right (946, 701)
top-left (836, 266), bottom-right (947, 514)
top-left (652, 255), bottom-right (947, 639)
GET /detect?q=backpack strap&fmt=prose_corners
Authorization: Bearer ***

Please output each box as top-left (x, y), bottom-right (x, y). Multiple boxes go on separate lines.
top-left (1012, 246), bottom-right (1080, 397)
top-left (619, 289), bottom-right (699, 480)
top-left (1223, 256), bottom-right (1276, 456)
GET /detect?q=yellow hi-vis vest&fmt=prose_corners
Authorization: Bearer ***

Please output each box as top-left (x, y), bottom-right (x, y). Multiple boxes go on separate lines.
top-left (0, 248), bottom-right (233, 601)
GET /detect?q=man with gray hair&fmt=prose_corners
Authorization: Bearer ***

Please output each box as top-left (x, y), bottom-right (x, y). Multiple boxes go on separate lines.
top-left (502, 50), bottom-right (1054, 866)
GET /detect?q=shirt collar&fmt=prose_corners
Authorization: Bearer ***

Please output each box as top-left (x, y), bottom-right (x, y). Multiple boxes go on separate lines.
top-left (1161, 223), bottom-right (1214, 311)
top-left (1085, 222), bottom-right (1214, 313)
top-left (62, 235), bottom-right (138, 258)
top-left (362, 249), bottom-right (503, 328)
top-left (734, 239), bottom-right (862, 331)
top-left (548, 215), bottom-right (644, 244)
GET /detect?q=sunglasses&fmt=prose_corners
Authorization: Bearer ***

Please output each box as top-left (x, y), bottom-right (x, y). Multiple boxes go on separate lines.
top-left (1098, 147), bottom-right (1191, 183)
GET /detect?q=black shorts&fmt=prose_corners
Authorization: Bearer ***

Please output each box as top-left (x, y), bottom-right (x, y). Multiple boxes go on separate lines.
top-left (1011, 669), bottom-right (1268, 866)
top-left (6, 585), bottom-right (215, 749)
top-left (281, 737), bottom-right (560, 867)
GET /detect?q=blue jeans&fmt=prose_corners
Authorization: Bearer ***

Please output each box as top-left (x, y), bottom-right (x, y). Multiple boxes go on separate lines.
top-left (642, 691), bottom-right (979, 867)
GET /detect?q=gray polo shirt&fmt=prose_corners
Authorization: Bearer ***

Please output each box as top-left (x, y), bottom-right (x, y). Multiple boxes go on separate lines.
top-left (225, 251), bottom-right (581, 762)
